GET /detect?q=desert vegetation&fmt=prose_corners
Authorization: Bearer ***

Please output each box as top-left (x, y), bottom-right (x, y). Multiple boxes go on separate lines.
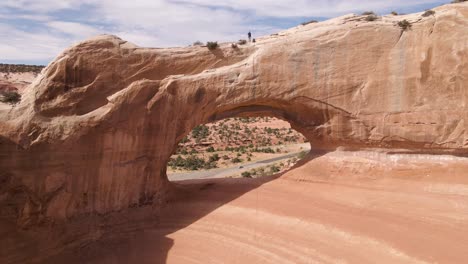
top-left (365, 15), bottom-right (378, 21)
top-left (360, 11), bottom-right (379, 22)
top-left (0, 63), bottom-right (44, 73)
top-left (361, 11), bottom-right (376, 16)
top-left (238, 151), bottom-right (307, 179)
top-left (206, 41), bottom-right (219, 50)
top-left (398, 20), bottom-right (412, 31)
top-left (168, 154), bottom-right (219, 170)
top-left (301, 20), bottom-right (318, 26)
top-left (422, 10), bottom-right (436, 17)
top-left (0, 90), bottom-right (21, 104)
top-left (167, 117), bottom-right (308, 173)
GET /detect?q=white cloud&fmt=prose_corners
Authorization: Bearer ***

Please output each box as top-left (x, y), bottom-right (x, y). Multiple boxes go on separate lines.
top-left (170, 0), bottom-right (445, 17)
top-left (0, 23), bottom-right (71, 62)
top-left (0, 0), bottom-right (78, 12)
top-left (82, 0), bottom-right (285, 47)
top-left (47, 21), bottom-right (102, 39)
top-left (0, 0), bottom-right (448, 64)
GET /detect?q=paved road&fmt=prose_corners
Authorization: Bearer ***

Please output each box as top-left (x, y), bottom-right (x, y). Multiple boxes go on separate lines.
top-left (168, 145), bottom-right (311, 181)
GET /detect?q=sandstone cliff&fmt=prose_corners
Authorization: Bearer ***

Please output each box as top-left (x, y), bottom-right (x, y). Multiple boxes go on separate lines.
top-left (0, 3), bottom-right (467, 228)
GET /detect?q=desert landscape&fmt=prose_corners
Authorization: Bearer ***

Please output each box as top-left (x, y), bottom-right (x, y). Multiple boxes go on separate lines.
top-left (1, 1), bottom-right (468, 264)
top-left (167, 116), bottom-right (309, 179)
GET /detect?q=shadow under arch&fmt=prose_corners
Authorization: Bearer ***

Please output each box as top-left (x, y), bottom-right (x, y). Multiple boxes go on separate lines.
top-left (43, 169), bottom-right (326, 264)
top-left (133, 106), bottom-right (324, 263)
top-left (2, 89), bottom-right (346, 264)
top-left (43, 103), bottom-right (329, 264)
top-left (146, 148), bottom-right (325, 264)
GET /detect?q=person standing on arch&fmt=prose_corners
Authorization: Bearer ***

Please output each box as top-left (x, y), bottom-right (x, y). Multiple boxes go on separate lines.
top-left (248, 31), bottom-right (252, 42)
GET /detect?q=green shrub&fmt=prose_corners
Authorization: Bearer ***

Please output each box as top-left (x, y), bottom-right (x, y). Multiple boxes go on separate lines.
top-left (452, 0), bottom-right (467, 3)
top-left (301, 20), bottom-right (318, 26)
top-left (183, 155), bottom-right (204, 170)
top-left (391, 11), bottom-right (399, 16)
top-left (298, 151), bottom-right (307, 160)
top-left (422, 10), bottom-right (435, 17)
top-left (252, 147), bottom-right (275, 153)
top-left (270, 165), bottom-right (280, 173)
top-left (362, 11), bottom-right (375, 16)
top-left (258, 168), bottom-right (265, 175)
top-left (204, 161), bottom-right (217, 170)
top-left (398, 20), bottom-right (412, 31)
top-left (209, 154), bottom-right (220, 162)
top-left (232, 157), bottom-right (242, 163)
top-left (0, 91), bottom-right (21, 104)
top-left (206, 41), bottom-right (218, 50)
top-left (193, 41), bottom-right (203, 46)
top-left (241, 171), bottom-right (252, 178)
top-left (168, 155), bottom-right (212, 171)
top-left (365, 15), bottom-right (378, 21)
top-left (192, 125), bottom-right (209, 142)
top-left (178, 147), bottom-right (188, 155)
top-left (0, 63), bottom-right (44, 73)
top-left (238, 39), bottom-right (247, 45)
top-left (207, 146), bottom-right (215, 152)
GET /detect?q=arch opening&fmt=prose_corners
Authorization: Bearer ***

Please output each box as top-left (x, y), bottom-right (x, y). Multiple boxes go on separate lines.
top-left (166, 115), bottom-right (311, 182)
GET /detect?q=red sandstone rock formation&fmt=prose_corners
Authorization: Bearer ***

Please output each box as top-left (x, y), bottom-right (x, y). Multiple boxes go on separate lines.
top-left (0, 3), bottom-right (468, 263)
top-left (0, 81), bottom-right (18, 94)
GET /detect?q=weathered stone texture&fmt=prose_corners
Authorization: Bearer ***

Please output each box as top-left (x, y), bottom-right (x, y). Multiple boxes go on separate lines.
top-left (0, 3), bottom-right (467, 225)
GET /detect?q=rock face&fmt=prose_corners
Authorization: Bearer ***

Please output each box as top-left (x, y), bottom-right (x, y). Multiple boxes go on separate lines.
top-left (0, 3), bottom-right (467, 227)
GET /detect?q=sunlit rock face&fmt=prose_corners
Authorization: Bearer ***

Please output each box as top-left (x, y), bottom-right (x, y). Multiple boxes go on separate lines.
top-left (0, 3), bottom-right (467, 226)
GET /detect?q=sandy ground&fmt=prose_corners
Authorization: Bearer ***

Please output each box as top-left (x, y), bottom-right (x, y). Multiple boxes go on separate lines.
top-left (0, 72), bottom-right (38, 92)
top-left (44, 151), bottom-right (468, 264)
top-left (0, 103), bottom-right (11, 111)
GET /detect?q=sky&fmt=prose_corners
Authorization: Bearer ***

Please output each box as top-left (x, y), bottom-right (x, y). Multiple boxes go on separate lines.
top-left (0, 0), bottom-right (449, 65)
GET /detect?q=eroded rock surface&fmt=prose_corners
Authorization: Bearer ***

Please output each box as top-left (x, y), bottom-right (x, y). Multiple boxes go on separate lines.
top-left (0, 4), bottom-right (467, 258)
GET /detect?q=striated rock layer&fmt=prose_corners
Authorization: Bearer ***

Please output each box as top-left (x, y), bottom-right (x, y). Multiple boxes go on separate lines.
top-left (44, 151), bottom-right (468, 264)
top-left (0, 3), bottom-right (467, 259)
top-left (4, 151), bottom-right (468, 263)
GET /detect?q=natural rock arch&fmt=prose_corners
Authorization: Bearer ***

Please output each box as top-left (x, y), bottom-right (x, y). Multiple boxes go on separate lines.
top-left (0, 4), bottom-right (467, 226)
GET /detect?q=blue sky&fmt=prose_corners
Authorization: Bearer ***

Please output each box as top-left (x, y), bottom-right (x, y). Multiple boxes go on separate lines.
top-left (0, 0), bottom-right (449, 65)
